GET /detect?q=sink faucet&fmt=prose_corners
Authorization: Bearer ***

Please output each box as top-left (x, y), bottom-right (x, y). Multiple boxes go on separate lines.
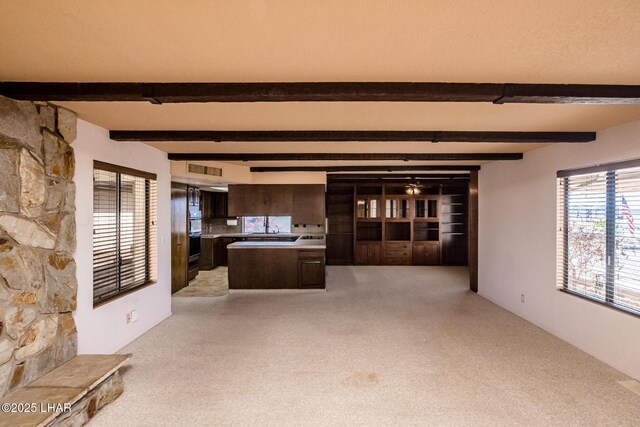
top-left (264, 218), bottom-right (279, 234)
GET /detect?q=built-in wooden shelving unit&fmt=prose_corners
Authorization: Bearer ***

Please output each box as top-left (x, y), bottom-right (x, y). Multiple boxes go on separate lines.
top-left (327, 177), bottom-right (469, 266)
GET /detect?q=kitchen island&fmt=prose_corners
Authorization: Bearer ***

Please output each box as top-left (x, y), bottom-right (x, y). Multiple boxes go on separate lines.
top-left (227, 237), bottom-right (326, 289)
top-left (200, 233), bottom-right (302, 270)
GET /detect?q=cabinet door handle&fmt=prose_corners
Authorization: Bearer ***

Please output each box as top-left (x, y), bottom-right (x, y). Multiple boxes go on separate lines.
top-left (303, 261), bottom-right (322, 264)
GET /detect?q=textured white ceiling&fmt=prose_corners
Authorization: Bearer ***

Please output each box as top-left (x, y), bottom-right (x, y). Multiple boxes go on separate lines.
top-left (2, 0), bottom-right (640, 165)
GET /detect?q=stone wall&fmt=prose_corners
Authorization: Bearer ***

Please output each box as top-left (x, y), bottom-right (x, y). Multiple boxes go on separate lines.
top-left (0, 96), bottom-right (78, 396)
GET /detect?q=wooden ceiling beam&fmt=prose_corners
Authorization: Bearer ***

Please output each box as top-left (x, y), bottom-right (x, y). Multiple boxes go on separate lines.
top-left (2, 82), bottom-right (640, 104)
top-left (110, 130), bottom-right (595, 143)
top-left (327, 173), bottom-right (471, 184)
top-left (253, 166), bottom-right (480, 172)
top-left (167, 153), bottom-right (521, 161)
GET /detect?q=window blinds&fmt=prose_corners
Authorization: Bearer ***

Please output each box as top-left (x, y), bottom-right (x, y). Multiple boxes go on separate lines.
top-left (557, 160), bottom-right (640, 315)
top-left (93, 162), bottom-right (157, 305)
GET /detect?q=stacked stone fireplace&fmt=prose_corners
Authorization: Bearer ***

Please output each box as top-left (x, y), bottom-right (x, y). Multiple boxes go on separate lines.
top-left (0, 96), bottom-right (78, 396)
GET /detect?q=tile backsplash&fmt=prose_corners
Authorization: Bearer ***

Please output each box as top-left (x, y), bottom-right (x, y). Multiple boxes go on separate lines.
top-left (292, 224), bottom-right (325, 235)
top-left (203, 218), bottom-right (241, 234)
top-left (203, 218), bottom-right (325, 235)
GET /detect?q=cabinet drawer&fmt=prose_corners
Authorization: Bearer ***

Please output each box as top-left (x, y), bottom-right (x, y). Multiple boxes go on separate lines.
top-left (384, 243), bottom-right (411, 258)
top-left (298, 250), bottom-right (325, 259)
top-left (384, 256), bottom-right (412, 265)
top-left (385, 250), bottom-right (411, 257)
top-left (385, 242), bottom-right (410, 251)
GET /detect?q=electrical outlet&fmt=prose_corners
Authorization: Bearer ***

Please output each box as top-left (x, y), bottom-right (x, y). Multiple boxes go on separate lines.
top-left (126, 310), bottom-right (139, 324)
top-left (521, 294), bottom-right (525, 303)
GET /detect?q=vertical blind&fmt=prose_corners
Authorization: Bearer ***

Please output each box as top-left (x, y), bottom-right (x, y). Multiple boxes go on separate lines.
top-left (557, 159), bottom-right (640, 315)
top-left (93, 162), bottom-right (157, 305)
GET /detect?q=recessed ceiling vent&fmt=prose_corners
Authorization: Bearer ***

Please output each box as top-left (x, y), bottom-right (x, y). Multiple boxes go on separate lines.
top-left (188, 163), bottom-right (222, 177)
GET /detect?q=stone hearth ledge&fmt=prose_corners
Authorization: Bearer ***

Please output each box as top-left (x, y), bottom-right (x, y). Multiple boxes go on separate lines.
top-left (0, 354), bottom-right (130, 427)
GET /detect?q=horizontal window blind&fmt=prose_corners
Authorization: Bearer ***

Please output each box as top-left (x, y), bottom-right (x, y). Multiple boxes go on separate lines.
top-left (93, 169), bottom-right (119, 303)
top-left (557, 160), bottom-right (640, 316)
top-left (93, 163), bottom-right (157, 305)
top-left (613, 167), bottom-right (640, 313)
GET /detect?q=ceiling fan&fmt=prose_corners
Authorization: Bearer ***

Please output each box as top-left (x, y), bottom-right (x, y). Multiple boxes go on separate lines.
top-left (405, 181), bottom-right (424, 195)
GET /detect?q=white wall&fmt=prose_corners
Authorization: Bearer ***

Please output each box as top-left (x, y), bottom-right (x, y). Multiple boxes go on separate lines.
top-left (479, 119), bottom-right (640, 380)
top-left (170, 160), bottom-right (327, 185)
top-left (251, 172), bottom-right (326, 184)
top-left (170, 160), bottom-right (253, 185)
top-left (73, 120), bottom-right (172, 354)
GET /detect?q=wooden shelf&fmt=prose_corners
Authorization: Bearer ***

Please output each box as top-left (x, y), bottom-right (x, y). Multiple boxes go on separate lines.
top-left (356, 221), bottom-right (382, 241)
top-left (385, 222), bottom-right (411, 241)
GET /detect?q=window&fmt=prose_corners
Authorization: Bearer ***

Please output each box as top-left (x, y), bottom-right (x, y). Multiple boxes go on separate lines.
top-left (557, 159), bottom-right (640, 316)
top-left (242, 216), bottom-right (292, 234)
top-left (93, 161), bottom-right (157, 306)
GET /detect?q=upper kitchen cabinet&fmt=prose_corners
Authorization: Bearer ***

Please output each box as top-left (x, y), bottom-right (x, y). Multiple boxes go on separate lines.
top-left (228, 185), bottom-right (292, 217)
top-left (228, 184), bottom-right (325, 222)
top-left (202, 191), bottom-right (232, 219)
top-left (229, 185), bottom-right (260, 216)
top-left (264, 185), bottom-right (293, 215)
top-left (292, 184), bottom-right (325, 225)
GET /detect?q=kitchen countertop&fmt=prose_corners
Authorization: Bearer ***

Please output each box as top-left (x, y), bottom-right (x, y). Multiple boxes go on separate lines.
top-left (200, 232), bottom-right (326, 249)
top-left (227, 239), bottom-right (326, 250)
top-left (201, 233), bottom-right (300, 239)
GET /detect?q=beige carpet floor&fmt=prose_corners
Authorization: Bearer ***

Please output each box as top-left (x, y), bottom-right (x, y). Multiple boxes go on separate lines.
top-left (91, 266), bottom-right (640, 426)
top-left (173, 267), bottom-right (229, 297)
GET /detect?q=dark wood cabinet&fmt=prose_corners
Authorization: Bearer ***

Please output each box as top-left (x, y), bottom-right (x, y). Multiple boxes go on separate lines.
top-left (200, 237), bottom-right (223, 270)
top-left (215, 238), bottom-right (225, 267)
top-left (412, 242), bottom-right (440, 265)
top-left (263, 184), bottom-right (292, 215)
top-left (202, 191), bottom-right (231, 219)
top-left (228, 184), bottom-right (323, 221)
top-left (383, 242), bottom-right (412, 265)
top-left (297, 250), bottom-right (325, 288)
top-left (220, 237), bottom-right (234, 266)
top-left (171, 183), bottom-right (188, 293)
top-left (200, 237), bottom-right (214, 270)
top-left (355, 242), bottom-right (381, 265)
top-left (228, 185), bottom-right (256, 216)
top-left (228, 185), bottom-right (282, 216)
top-left (229, 247), bottom-right (325, 289)
top-left (213, 192), bottom-right (229, 218)
top-left (228, 248), bottom-right (299, 289)
top-left (292, 184), bottom-right (325, 224)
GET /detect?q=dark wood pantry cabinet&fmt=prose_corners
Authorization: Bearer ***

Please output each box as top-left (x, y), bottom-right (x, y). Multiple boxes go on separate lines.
top-left (171, 182), bottom-right (188, 293)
